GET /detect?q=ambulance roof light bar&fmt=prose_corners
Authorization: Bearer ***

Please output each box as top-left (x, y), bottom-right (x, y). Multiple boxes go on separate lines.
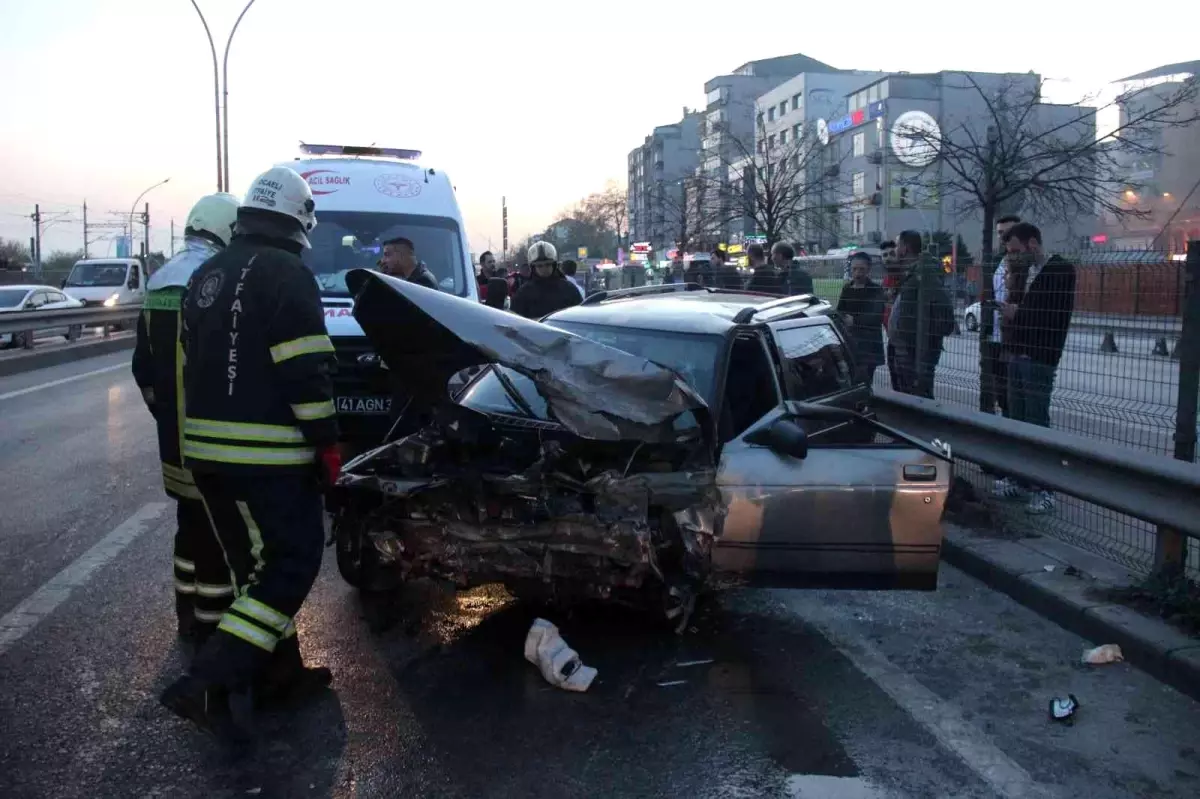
top-left (299, 142), bottom-right (422, 160)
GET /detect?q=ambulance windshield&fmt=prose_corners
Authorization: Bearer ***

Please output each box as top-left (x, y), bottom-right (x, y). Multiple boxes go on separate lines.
top-left (302, 211), bottom-right (467, 297)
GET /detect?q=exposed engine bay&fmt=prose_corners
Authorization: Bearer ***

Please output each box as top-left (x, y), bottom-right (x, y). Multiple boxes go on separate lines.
top-left (330, 401), bottom-right (725, 631)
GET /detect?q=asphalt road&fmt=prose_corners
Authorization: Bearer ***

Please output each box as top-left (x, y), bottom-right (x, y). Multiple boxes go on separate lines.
top-left (2, 355), bottom-right (1200, 799)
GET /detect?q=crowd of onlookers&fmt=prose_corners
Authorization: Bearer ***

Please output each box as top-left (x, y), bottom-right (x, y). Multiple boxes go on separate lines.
top-left (832, 217), bottom-right (1076, 516)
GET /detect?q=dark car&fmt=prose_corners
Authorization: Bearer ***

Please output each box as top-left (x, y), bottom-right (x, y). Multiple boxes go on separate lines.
top-left (328, 276), bottom-right (950, 630)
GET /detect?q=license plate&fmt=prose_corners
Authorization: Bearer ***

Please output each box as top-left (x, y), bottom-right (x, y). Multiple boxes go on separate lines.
top-left (335, 396), bottom-right (392, 415)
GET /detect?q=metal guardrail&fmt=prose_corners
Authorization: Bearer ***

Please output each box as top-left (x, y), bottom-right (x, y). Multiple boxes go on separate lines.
top-left (0, 305), bottom-right (142, 335)
top-left (0, 306), bottom-right (143, 344)
top-left (872, 388), bottom-right (1200, 540)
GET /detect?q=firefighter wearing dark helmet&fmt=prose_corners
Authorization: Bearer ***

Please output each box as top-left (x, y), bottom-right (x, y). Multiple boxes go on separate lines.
top-left (132, 191), bottom-right (240, 645)
top-left (160, 166), bottom-right (340, 741)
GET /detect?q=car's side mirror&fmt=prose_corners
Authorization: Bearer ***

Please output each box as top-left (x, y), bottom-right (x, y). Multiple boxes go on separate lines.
top-left (745, 418), bottom-right (808, 459)
top-left (60, 279), bottom-right (67, 289)
top-left (485, 277), bottom-right (508, 309)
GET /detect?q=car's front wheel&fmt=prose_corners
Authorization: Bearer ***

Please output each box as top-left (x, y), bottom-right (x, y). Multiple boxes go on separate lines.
top-left (965, 313), bottom-right (977, 332)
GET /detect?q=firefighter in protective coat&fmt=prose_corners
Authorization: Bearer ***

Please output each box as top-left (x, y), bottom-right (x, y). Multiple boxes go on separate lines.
top-left (132, 192), bottom-right (240, 643)
top-left (160, 166), bottom-right (340, 740)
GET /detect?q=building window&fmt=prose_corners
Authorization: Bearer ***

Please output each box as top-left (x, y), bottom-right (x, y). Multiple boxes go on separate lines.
top-left (706, 86), bottom-right (728, 106)
top-left (852, 171), bottom-right (866, 196)
top-left (878, 80), bottom-right (889, 100)
top-left (867, 83), bottom-right (879, 104)
top-left (794, 153), bottom-right (802, 169)
top-left (779, 130), bottom-right (788, 146)
top-left (793, 123), bottom-right (802, 140)
top-left (768, 134), bottom-right (776, 150)
top-left (779, 101), bottom-right (788, 117)
top-left (792, 93), bottom-right (802, 111)
top-left (853, 132), bottom-right (865, 157)
top-left (767, 107), bottom-right (776, 122)
top-left (852, 211), bottom-right (865, 236)
top-left (758, 140), bottom-right (765, 153)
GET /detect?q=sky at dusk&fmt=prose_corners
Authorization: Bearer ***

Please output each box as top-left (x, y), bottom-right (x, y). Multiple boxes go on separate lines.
top-left (0, 0), bottom-right (1192, 258)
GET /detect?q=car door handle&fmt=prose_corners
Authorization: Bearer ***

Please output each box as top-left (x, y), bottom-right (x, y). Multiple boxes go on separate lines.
top-left (903, 464), bottom-right (938, 481)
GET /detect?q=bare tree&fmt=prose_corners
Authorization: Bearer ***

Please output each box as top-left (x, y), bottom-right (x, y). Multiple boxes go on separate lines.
top-left (892, 71), bottom-right (1200, 265)
top-left (707, 116), bottom-right (848, 246)
top-left (0, 238), bottom-right (31, 269)
top-left (648, 174), bottom-right (731, 255)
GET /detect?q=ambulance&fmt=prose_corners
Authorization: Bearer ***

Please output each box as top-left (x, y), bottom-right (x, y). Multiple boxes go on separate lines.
top-left (283, 143), bottom-right (478, 449)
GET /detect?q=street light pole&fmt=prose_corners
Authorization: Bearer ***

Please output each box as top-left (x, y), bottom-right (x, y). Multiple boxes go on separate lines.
top-left (189, 0), bottom-right (223, 191)
top-left (129, 178), bottom-right (171, 257)
top-left (223, 0), bottom-right (258, 194)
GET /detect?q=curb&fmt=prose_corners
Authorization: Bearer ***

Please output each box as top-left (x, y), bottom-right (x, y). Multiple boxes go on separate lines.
top-left (0, 334), bottom-right (135, 377)
top-left (941, 526), bottom-right (1200, 702)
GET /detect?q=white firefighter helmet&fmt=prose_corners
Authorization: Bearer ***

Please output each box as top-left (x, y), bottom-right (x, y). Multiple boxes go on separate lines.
top-left (242, 166), bottom-right (318, 247)
top-left (184, 192), bottom-right (240, 247)
top-left (527, 240), bottom-right (557, 264)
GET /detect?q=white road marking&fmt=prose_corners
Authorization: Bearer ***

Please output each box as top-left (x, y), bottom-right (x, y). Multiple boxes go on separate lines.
top-left (0, 502), bottom-right (170, 657)
top-left (0, 362), bottom-right (128, 402)
top-left (776, 596), bottom-right (1056, 799)
top-left (786, 775), bottom-right (889, 798)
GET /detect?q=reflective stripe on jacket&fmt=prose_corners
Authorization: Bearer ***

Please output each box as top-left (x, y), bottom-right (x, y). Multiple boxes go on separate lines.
top-left (181, 232), bottom-right (338, 475)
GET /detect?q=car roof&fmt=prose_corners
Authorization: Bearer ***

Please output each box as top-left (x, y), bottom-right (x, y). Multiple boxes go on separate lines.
top-left (1, 285), bottom-right (56, 292)
top-left (545, 285), bottom-right (834, 336)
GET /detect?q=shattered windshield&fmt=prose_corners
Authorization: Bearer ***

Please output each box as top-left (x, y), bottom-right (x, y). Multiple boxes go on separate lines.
top-left (459, 322), bottom-right (721, 425)
top-left (302, 210), bottom-right (467, 298)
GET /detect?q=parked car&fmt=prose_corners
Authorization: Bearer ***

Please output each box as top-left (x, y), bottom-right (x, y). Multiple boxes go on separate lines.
top-left (963, 301), bottom-right (981, 332)
top-left (328, 274), bottom-right (951, 629)
top-left (0, 285), bottom-right (85, 348)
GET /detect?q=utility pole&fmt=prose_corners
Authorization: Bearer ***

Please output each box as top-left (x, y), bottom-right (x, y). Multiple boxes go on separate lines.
top-left (502, 196), bottom-right (508, 259)
top-left (31, 204), bottom-right (42, 276)
top-left (170, 219), bottom-right (176, 257)
top-left (83, 201), bottom-right (89, 258)
top-left (142, 203), bottom-right (151, 266)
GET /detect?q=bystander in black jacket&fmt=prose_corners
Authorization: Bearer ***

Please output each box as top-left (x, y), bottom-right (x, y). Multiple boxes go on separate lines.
top-left (405, 261), bottom-right (440, 291)
top-left (788, 265), bottom-right (815, 296)
top-left (745, 267), bottom-right (787, 295)
top-left (1006, 255), bottom-right (1075, 367)
top-left (835, 278), bottom-right (886, 371)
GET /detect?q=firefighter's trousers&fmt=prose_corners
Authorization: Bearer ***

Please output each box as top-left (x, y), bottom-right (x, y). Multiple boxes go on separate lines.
top-left (172, 496), bottom-right (235, 629)
top-left (189, 472), bottom-right (325, 689)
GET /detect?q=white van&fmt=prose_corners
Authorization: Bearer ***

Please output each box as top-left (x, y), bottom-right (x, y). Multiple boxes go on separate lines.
top-left (62, 258), bottom-right (147, 307)
top-left (281, 143), bottom-right (478, 447)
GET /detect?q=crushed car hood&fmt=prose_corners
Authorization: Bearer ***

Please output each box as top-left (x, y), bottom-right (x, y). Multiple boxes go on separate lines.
top-left (345, 269), bottom-right (710, 441)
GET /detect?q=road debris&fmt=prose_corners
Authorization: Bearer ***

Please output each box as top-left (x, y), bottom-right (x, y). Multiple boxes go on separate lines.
top-left (524, 618), bottom-right (597, 692)
top-left (1049, 694), bottom-right (1080, 724)
top-left (1082, 644), bottom-right (1124, 665)
top-left (657, 680), bottom-right (688, 687)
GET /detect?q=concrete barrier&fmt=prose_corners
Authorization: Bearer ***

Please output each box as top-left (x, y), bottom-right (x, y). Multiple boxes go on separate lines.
top-left (0, 333), bottom-right (135, 378)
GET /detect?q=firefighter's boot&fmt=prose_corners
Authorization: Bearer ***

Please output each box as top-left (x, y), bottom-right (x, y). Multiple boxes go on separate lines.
top-left (255, 633), bottom-right (332, 709)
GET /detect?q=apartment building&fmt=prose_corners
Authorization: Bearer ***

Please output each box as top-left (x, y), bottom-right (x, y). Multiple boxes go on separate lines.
top-left (626, 110), bottom-right (703, 256)
top-left (1103, 60), bottom-right (1200, 251)
top-left (700, 53), bottom-right (839, 242)
top-left (821, 71), bottom-right (1094, 258)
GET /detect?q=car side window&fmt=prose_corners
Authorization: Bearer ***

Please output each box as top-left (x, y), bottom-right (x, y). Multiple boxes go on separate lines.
top-left (772, 323), bottom-right (854, 401)
top-left (27, 291), bottom-right (46, 308)
top-left (47, 290), bottom-right (66, 304)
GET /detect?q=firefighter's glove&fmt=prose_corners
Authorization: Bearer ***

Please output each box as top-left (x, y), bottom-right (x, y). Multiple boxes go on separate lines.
top-left (318, 446), bottom-right (342, 488)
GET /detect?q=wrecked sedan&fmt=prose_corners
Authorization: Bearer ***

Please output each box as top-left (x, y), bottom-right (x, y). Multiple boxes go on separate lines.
top-left (328, 273), bottom-right (951, 628)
